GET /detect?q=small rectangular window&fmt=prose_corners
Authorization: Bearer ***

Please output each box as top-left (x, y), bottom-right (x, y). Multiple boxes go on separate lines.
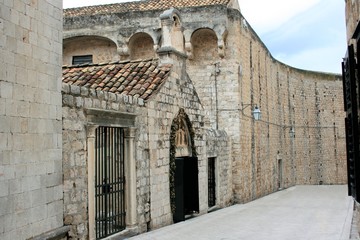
top-left (72, 55), bottom-right (93, 65)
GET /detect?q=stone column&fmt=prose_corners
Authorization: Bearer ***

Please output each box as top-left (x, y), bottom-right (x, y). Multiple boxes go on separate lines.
top-left (124, 127), bottom-right (137, 227)
top-left (87, 125), bottom-right (98, 240)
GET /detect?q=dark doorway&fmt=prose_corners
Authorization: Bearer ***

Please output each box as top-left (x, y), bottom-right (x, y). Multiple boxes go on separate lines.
top-left (173, 157), bottom-right (199, 223)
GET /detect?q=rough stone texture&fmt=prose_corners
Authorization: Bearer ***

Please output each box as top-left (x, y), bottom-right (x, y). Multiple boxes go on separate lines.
top-left (61, 54), bottom-right (231, 237)
top-left (204, 129), bottom-right (232, 207)
top-left (0, 1), bottom-right (64, 239)
top-left (63, 36), bottom-right (119, 65)
top-left (345, 0), bottom-right (360, 43)
top-left (62, 1), bottom-right (346, 236)
top-left (185, 7), bottom-right (345, 202)
top-left (62, 84), bottom-right (148, 239)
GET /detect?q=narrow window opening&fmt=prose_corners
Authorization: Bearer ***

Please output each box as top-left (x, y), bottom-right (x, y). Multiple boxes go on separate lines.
top-left (72, 55), bottom-right (93, 65)
top-left (208, 157), bottom-right (216, 208)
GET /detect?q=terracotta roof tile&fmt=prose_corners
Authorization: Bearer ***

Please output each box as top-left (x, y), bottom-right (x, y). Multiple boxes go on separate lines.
top-left (62, 59), bottom-right (172, 100)
top-left (64, 0), bottom-right (231, 17)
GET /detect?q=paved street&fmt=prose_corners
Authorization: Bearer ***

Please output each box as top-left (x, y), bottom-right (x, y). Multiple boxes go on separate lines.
top-left (129, 185), bottom-right (353, 240)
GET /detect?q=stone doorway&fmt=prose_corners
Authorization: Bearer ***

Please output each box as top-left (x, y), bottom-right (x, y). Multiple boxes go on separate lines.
top-left (169, 109), bottom-right (198, 223)
top-left (173, 157), bottom-right (199, 223)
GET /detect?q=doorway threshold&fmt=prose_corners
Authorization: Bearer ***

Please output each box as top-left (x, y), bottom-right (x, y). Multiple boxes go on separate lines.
top-left (208, 205), bottom-right (220, 213)
top-left (185, 212), bottom-right (200, 220)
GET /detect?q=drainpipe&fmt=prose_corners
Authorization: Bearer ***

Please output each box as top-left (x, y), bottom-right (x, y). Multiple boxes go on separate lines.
top-left (215, 62), bottom-right (220, 130)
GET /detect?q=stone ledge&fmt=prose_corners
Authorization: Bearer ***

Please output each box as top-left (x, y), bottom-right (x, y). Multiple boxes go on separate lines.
top-left (28, 226), bottom-right (70, 240)
top-left (103, 226), bottom-right (139, 240)
top-left (62, 83), bottom-right (146, 107)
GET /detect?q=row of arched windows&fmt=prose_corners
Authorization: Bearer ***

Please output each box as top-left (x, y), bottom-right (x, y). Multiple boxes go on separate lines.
top-left (63, 28), bottom-right (219, 66)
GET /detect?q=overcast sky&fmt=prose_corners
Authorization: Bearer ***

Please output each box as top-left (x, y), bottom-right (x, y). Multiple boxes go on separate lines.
top-left (63, 0), bottom-right (346, 74)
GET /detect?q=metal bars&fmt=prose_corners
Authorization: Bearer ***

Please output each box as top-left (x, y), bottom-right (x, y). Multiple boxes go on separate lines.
top-left (95, 127), bottom-right (126, 239)
top-left (343, 44), bottom-right (360, 201)
top-left (208, 157), bottom-right (216, 208)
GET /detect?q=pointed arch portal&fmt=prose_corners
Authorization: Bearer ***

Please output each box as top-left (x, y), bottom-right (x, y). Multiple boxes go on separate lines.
top-left (169, 109), bottom-right (199, 223)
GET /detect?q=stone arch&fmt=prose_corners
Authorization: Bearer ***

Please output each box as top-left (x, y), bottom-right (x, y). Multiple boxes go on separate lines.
top-left (128, 32), bottom-right (156, 60)
top-left (190, 28), bottom-right (219, 62)
top-left (63, 36), bottom-right (118, 65)
top-left (169, 108), bottom-right (197, 216)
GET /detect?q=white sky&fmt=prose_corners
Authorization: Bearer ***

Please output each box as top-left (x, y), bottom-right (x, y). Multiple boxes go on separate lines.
top-left (63, 0), bottom-right (346, 73)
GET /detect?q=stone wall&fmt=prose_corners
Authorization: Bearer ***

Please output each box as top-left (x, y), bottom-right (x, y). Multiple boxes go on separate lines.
top-left (0, 1), bottom-right (64, 239)
top-left (63, 36), bottom-right (119, 65)
top-left (345, 0), bottom-right (360, 42)
top-left (184, 7), bottom-right (346, 202)
top-left (129, 33), bottom-right (156, 60)
top-left (62, 2), bottom-right (346, 232)
top-left (61, 54), bottom-right (232, 237)
top-left (231, 9), bottom-right (345, 201)
top-left (62, 84), bottom-right (149, 239)
top-left (139, 53), bottom-right (231, 229)
top-left (204, 129), bottom-right (232, 207)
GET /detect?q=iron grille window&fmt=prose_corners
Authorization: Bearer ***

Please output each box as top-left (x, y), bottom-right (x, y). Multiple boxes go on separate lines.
top-left (72, 55), bottom-right (93, 65)
top-left (208, 157), bottom-right (216, 208)
top-left (95, 127), bottom-right (126, 239)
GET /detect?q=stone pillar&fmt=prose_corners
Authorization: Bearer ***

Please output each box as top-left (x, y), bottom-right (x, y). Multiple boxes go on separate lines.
top-left (159, 8), bottom-right (184, 53)
top-left (124, 127), bottom-right (137, 227)
top-left (185, 42), bottom-right (193, 59)
top-left (87, 125), bottom-right (97, 240)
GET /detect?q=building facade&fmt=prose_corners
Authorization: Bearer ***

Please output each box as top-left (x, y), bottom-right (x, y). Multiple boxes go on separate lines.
top-left (61, 0), bottom-right (346, 239)
top-left (0, 0), bottom-right (346, 239)
top-left (0, 1), bottom-right (69, 239)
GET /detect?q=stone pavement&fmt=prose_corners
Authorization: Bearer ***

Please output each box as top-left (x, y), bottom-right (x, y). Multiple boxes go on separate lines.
top-left (129, 185), bottom-right (353, 240)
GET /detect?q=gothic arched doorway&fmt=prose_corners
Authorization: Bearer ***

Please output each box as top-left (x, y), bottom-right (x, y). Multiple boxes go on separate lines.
top-left (169, 109), bottom-right (199, 223)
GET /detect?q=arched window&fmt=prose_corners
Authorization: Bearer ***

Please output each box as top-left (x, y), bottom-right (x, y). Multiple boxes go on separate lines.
top-left (191, 28), bottom-right (218, 62)
top-left (63, 36), bottom-right (118, 65)
top-left (175, 119), bottom-right (191, 156)
top-left (128, 33), bottom-right (155, 60)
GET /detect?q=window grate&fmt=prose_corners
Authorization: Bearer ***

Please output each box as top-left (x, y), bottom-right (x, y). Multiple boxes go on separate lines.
top-left (208, 157), bottom-right (216, 208)
top-left (343, 43), bottom-right (360, 202)
top-left (95, 127), bottom-right (126, 239)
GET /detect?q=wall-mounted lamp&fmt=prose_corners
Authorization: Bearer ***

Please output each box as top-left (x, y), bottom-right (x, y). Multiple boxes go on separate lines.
top-left (289, 127), bottom-right (295, 138)
top-left (241, 103), bottom-right (261, 121)
top-left (284, 126), bottom-right (295, 138)
top-left (252, 106), bottom-right (261, 121)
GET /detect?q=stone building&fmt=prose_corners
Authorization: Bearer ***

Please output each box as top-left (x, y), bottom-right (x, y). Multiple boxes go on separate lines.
top-left (0, 1), bottom-right (68, 239)
top-left (62, 0), bottom-right (346, 239)
top-left (343, 0), bottom-right (360, 237)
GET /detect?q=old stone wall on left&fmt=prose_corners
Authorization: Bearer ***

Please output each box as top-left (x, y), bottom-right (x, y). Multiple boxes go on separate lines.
top-left (0, 0), bottom-right (64, 239)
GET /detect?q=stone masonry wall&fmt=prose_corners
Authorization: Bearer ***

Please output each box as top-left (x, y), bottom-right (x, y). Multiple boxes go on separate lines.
top-left (0, 1), bottom-right (63, 239)
top-left (62, 2), bottom-right (345, 226)
top-left (204, 129), bottom-right (232, 207)
top-left (61, 56), bottom-right (232, 236)
top-left (345, 0), bottom-right (360, 43)
top-left (186, 7), bottom-right (345, 203)
top-left (227, 9), bottom-right (346, 202)
top-left (63, 37), bottom-right (119, 66)
top-left (146, 54), bottom-right (231, 229)
top-left (62, 84), bottom-right (150, 239)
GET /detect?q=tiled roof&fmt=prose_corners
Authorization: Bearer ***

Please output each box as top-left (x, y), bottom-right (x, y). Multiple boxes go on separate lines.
top-left (62, 59), bottom-right (172, 100)
top-left (64, 0), bottom-right (231, 17)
